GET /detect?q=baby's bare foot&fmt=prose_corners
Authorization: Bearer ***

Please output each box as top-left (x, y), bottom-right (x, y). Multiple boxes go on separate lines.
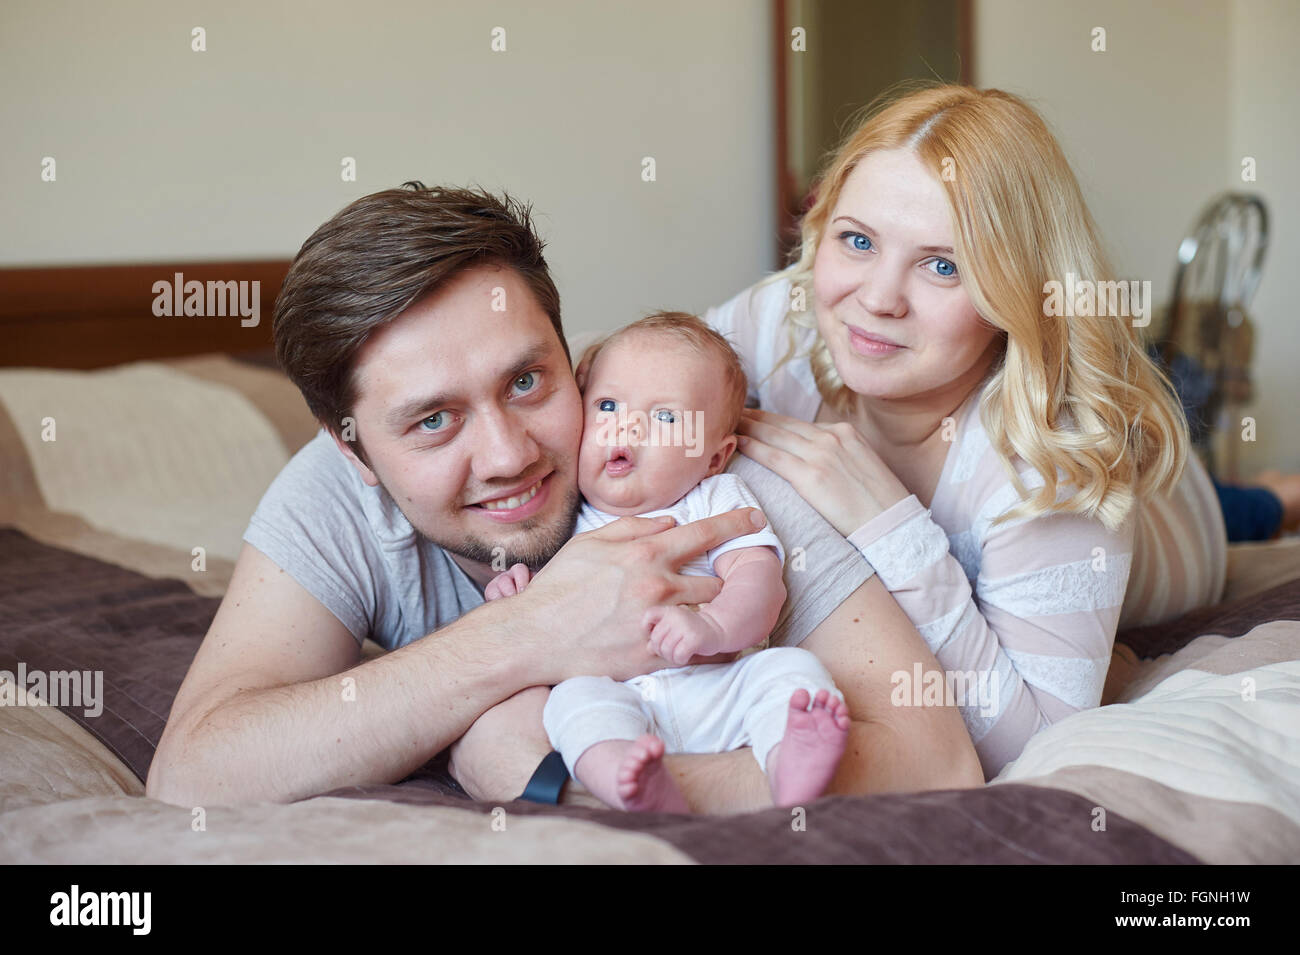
top-left (767, 689), bottom-right (851, 807)
top-left (615, 734), bottom-right (689, 813)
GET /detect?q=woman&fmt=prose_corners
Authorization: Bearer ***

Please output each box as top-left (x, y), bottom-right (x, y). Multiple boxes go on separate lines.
top-left (709, 84), bottom-right (1227, 779)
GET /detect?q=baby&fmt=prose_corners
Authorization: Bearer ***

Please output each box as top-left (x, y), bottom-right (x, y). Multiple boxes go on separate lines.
top-left (484, 312), bottom-right (850, 812)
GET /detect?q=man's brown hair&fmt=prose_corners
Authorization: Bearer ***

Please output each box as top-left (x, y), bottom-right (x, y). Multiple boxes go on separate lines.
top-left (273, 182), bottom-right (569, 457)
top-left (576, 311), bottom-right (750, 438)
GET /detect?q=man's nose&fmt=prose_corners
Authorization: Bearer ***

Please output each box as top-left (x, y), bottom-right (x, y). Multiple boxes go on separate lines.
top-left (473, 406), bottom-right (540, 481)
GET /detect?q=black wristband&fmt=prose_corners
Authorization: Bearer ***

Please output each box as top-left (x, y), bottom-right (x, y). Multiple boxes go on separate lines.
top-left (518, 750), bottom-right (569, 804)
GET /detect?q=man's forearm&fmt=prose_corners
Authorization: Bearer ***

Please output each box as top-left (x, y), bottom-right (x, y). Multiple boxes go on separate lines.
top-left (151, 598), bottom-right (540, 806)
top-left (662, 749), bottom-right (770, 814)
top-left (828, 719), bottom-right (980, 794)
top-left (662, 714), bottom-right (979, 816)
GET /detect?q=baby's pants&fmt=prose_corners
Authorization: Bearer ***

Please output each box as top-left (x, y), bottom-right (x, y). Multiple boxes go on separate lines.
top-left (542, 646), bottom-right (841, 778)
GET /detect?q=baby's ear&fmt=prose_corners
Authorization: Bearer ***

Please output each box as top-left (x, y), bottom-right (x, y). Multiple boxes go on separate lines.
top-left (574, 341), bottom-right (602, 392)
top-left (707, 433), bottom-right (740, 477)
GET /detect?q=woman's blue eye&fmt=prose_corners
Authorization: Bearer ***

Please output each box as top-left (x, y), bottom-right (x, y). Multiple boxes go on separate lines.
top-left (598, 398), bottom-right (617, 412)
top-left (512, 371), bottom-right (537, 394)
top-left (841, 231), bottom-right (872, 252)
top-left (928, 258), bottom-right (958, 278)
top-left (654, 409), bottom-right (677, 424)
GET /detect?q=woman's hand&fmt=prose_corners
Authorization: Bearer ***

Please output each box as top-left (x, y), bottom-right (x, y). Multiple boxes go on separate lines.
top-left (736, 408), bottom-right (911, 536)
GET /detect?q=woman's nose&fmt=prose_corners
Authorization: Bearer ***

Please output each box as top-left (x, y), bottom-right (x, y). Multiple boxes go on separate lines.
top-left (859, 261), bottom-right (908, 317)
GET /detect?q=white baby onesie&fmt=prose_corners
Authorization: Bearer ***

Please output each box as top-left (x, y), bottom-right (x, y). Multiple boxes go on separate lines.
top-left (544, 473), bottom-right (842, 776)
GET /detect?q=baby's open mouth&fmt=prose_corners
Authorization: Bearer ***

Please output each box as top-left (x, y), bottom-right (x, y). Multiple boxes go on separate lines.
top-left (605, 445), bottom-right (635, 476)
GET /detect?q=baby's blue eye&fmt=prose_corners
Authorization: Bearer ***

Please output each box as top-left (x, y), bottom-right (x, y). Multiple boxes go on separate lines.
top-left (654, 409), bottom-right (677, 424)
top-left (598, 399), bottom-right (617, 412)
top-left (929, 258), bottom-right (958, 278)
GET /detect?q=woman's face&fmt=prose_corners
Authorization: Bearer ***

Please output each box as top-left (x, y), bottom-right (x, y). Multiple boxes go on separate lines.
top-left (812, 148), bottom-right (1002, 408)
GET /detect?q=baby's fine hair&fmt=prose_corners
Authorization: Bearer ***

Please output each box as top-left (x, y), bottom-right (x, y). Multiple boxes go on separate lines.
top-left (577, 311), bottom-right (750, 437)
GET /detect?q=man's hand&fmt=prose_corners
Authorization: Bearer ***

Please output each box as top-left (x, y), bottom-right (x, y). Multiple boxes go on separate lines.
top-left (484, 562), bottom-right (531, 601)
top-left (512, 506), bottom-right (769, 685)
top-left (447, 506), bottom-right (770, 803)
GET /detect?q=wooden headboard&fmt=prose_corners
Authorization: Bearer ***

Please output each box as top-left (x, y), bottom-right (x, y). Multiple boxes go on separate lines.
top-left (0, 261), bottom-right (291, 369)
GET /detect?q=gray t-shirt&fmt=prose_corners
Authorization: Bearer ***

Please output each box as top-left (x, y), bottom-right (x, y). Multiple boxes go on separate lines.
top-left (243, 429), bottom-right (875, 651)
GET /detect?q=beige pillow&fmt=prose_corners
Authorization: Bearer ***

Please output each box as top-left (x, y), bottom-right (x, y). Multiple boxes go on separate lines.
top-left (0, 354), bottom-right (317, 596)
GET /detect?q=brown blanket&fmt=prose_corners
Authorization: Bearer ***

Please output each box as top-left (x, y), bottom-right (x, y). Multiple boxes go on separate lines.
top-left (0, 527), bottom-right (1232, 864)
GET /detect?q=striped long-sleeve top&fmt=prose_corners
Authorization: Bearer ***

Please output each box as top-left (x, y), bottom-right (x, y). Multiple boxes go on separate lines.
top-left (705, 277), bottom-right (1227, 778)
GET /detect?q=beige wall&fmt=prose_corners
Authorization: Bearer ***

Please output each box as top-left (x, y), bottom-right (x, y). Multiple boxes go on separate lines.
top-left (0, 0), bottom-right (775, 338)
top-left (4, 0), bottom-right (1295, 470)
top-left (976, 0), bottom-right (1298, 472)
top-left (1227, 0), bottom-right (1300, 474)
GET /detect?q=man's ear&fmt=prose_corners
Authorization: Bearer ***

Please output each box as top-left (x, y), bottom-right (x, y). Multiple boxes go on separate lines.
top-left (330, 429), bottom-right (380, 487)
top-left (574, 341), bottom-right (602, 392)
top-left (706, 433), bottom-right (739, 477)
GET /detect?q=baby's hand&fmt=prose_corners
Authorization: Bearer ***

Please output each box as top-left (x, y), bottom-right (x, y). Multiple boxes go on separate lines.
top-left (643, 605), bottom-right (727, 667)
top-left (484, 562), bottom-right (531, 601)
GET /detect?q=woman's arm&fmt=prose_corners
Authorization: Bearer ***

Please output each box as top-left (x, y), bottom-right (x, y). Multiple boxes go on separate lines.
top-left (736, 408), bottom-right (1136, 779)
top-left (846, 487), bottom-right (1134, 778)
top-left (802, 573), bottom-right (985, 794)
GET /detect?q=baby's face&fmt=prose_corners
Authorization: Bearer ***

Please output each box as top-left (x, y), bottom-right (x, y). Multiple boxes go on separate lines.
top-left (578, 332), bottom-right (737, 515)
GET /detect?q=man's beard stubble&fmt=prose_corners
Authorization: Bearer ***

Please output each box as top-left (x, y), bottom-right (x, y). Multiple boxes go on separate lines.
top-left (398, 479), bottom-right (583, 573)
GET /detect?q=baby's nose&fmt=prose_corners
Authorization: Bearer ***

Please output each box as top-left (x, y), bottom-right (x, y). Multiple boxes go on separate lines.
top-left (619, 418), bottom-right (643, 443)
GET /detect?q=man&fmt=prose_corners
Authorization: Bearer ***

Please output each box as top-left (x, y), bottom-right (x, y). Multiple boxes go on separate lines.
top-left (146, 183), bottom-right (980, 810)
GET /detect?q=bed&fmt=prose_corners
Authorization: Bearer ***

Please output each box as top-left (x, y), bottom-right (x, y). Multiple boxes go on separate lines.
top-left (2, 262), bottom-right (1298, 864)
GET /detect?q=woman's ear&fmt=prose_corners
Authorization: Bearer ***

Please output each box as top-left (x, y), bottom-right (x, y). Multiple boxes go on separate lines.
top-left (574, 341), bottom-right (602, 392)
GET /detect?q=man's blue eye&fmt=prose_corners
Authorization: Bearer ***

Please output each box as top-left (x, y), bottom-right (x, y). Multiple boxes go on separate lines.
top-left (598, 399), bottom-right (617, 412)
top-left (420, 411), bottom-right (447, 431)
top-left (654, 409), bottom-right (677, 424)
top-left (513, 371), bottom-right (537, 394)
top-left (929, 258), bottom-right (958, 278)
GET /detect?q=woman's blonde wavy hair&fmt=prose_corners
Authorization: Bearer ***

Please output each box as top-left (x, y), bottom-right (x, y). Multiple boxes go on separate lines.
top-left (766, 82), bottom-right (1188, 532)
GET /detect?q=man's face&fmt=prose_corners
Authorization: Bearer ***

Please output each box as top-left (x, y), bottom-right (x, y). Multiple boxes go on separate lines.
top-left (335, 264), bottom-right (583, 581)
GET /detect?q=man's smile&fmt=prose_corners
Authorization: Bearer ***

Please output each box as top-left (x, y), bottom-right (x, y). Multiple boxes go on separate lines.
top-left (468, 472), bottom-right (554, 522)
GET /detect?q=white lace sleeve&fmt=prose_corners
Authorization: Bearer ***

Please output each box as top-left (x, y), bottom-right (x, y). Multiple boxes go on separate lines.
top-left (847, 488), bottom-right (1135, 779)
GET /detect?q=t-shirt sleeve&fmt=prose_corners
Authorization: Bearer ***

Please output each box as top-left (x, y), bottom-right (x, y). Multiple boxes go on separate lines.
top-left (696, 473), bottom-right (785, 567)
top-left (725, 454), bottom-right (875, 648)
top-left (242, 433), bottom-right (380, 644)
